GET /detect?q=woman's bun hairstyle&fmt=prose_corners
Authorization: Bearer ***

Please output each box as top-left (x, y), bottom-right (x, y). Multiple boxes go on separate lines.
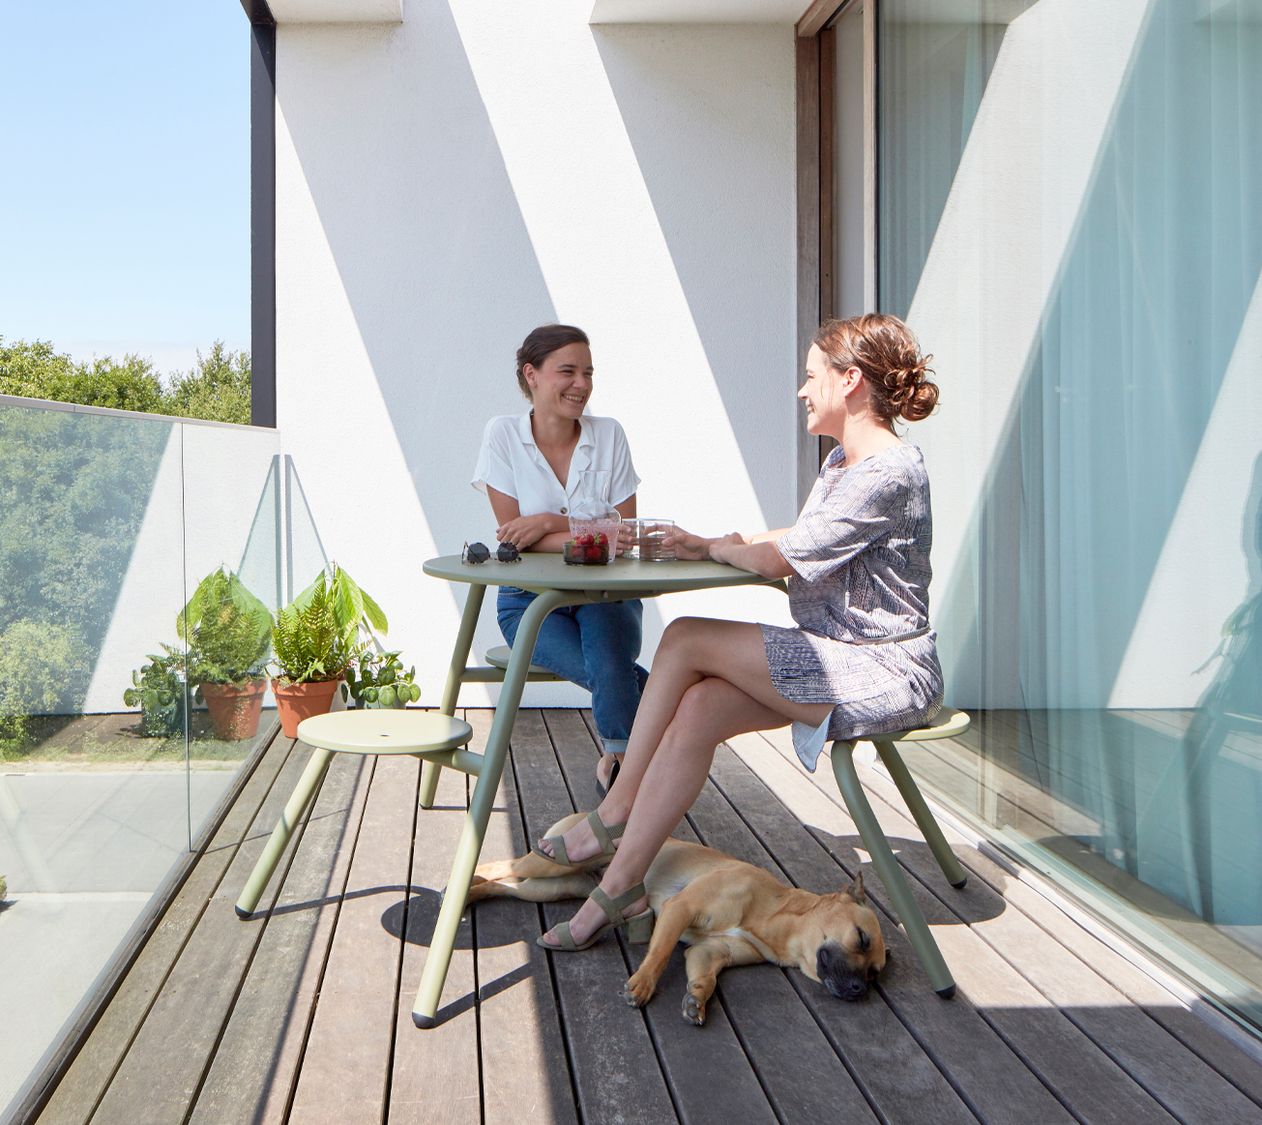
top-left (813, 313), bottom-right (938, 423)
top-left (516, 324), bottom-right (590, 400)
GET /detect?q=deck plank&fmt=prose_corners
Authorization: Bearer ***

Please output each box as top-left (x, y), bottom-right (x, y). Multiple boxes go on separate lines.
top-left (546, 710), bottom-right (783, 1125)
top-left (35, 733), bottom-right (298, 1125)
top-left (87, 736), bottom-right (315, 1125)
top-left (509, 710), bottom-right (679, 1125)
top-left (468, 709), bottom-right (579, 1125)
top-left (286, 754), bottom-right (419, 1124)
top-left (387, 727), bottom-right (481, 1125)
top-left (187, 750), bottom-right (371, 1125)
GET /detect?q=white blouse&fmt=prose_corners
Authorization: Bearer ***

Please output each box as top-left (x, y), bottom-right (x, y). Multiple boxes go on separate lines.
top-left (471, 412), bottom-right (640, 517)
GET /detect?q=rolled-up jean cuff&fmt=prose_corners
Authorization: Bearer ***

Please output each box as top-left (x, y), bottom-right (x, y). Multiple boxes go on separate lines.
top-left (602, 738), bottom-right (629, 757)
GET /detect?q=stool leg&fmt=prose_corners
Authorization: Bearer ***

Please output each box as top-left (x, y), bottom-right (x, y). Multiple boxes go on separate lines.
top-left (872, 739), bottom-right (968, 889)
top-left (236, 746), bottom-right (333, 918)
top-left (831, 742), bottom-right (956, 998)
top-left (421, 583), bottom-right (486, 809)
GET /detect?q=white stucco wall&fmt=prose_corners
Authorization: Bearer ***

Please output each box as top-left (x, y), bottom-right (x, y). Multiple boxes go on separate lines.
top-left (272, 1), bottom-right (799, 707)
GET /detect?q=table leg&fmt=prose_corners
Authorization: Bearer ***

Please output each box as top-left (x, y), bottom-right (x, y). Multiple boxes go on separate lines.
top-left (420, 583), bottom-right (487, 809)
top-left (235, 745), bottom-right (334, 918)
top-left (413, 589), bottom-right (571, 1027)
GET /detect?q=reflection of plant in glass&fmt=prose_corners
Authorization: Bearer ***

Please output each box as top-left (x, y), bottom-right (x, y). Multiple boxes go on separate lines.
top-left (271, 564), bottom-right (389, 686)
top-left (347, 650), bottom-right (420, 708)
top-left (178, 568), bottom-right (272, 688)
top-left (122, 645), bottom-right (187, 736)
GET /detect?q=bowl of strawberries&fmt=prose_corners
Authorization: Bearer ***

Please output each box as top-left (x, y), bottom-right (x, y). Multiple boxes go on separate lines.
top-left (564, 530), bottom-right (612, 565)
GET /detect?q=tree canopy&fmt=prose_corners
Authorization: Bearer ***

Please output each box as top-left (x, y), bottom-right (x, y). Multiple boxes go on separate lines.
top-left (0, 337), bottom-right (252, 425)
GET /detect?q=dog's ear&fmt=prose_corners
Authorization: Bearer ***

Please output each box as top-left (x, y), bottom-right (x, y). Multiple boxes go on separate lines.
top-left (844, 871), bottom-right (866, 903)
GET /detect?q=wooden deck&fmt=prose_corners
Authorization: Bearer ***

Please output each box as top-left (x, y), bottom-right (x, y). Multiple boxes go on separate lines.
top-left (33, 709), bottom-right (1262, 1125)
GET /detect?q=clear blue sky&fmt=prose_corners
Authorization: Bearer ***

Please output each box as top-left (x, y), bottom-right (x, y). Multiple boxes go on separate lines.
top-left (1, 1), bottom-right (249, 376)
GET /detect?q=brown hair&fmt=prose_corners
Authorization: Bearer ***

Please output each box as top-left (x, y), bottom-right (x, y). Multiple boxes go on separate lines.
top-left (813, 313), bottom-right (938, 423)
top-left (515, 324), bottom-right (590, 400)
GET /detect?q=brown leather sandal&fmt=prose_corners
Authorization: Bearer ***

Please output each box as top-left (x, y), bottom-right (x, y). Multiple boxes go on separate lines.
top-left (536, 883), bottom-right (654, 951)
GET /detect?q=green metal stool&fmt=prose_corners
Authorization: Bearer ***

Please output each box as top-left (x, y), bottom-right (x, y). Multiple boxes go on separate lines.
top-left (830, 707), bottom-right (971, 998)
top-left (234, 710), bottom-right (475, 919)
top-left (484, 644), bottom-right (562, 681)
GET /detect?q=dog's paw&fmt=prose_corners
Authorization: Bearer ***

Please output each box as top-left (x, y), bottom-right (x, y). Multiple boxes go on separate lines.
top-left (681, 993), bottom-right (706, 1026)
top-left (623, 972), bottom-right (655, 1008)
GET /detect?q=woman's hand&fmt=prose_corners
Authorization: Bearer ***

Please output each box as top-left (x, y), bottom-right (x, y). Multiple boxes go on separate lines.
top-left (663, 527), bottom-right (724, 561)
top-left (495, 513), bottom-right (557, 549)
top-left (707, 532), bottom-right (746, 565)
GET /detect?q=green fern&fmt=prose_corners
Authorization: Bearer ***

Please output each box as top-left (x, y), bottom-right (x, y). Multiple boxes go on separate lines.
top-left (271, 572), bottom-right (361, 685)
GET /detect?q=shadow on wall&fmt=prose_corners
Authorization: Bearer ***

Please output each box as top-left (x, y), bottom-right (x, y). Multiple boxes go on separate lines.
top-left (276, 5), bottom-right (555, 583)
top-left (592, 24), bottom-right (798, 530)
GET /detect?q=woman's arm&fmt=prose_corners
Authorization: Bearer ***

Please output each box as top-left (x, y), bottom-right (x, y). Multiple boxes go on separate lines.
top-left (488, 487), bottom-right (569, 552)
top-left (663, 527), bottom-right (795, 579)
top-left (709, 535), bottom-right (795, 579)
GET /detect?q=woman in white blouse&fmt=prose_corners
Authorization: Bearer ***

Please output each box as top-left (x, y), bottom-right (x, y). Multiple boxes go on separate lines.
top-left (472, 324), bottom-right (647, 794)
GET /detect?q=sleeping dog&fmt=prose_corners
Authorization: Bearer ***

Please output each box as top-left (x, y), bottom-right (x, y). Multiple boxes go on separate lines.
top-left (466, 811), bottom-right (887, 1025)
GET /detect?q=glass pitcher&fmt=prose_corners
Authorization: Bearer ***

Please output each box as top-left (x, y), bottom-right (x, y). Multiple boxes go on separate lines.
top-left (569, 469), bottom-right (617, 521)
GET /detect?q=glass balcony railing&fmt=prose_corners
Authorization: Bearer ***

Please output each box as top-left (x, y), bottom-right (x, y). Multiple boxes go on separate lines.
top-left (0, 396), bottom-right (324, 1117)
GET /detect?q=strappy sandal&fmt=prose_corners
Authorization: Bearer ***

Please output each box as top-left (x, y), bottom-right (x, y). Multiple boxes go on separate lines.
top-left (595, 755), bottom-right (621, 799)
top-left (536, 883), bottom-right (654, 952)
top-left (531, 810), bottom-right (626, 870)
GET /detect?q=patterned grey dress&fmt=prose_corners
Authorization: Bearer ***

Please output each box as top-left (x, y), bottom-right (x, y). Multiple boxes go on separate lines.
top-left (762, 443), bottom-right (943, 771)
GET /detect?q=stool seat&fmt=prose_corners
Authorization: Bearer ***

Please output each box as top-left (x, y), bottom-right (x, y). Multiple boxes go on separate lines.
top-left (485, 644), bottom-right (560, 679)
top-left (874, 707), bottom-right (970, 743)
top-left (297, 710), bottom-right (473, 756)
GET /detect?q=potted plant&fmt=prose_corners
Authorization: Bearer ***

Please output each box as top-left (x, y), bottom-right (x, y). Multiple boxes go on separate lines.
top-left (179, 567), bottom-right (273, 741)
top-left (270, 563), bottom-right (388, 737)
top-left (347, 650), bottom-right (421, 709)
top-left (122, 644), bottom-right (188, 737)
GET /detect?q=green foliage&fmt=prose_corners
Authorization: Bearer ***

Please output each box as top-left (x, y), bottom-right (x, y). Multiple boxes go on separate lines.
top-left (347, 650), bottom-right (420, 708)
top-left (0, 336), bottom-right (251, 425)
top-left (123, 644), bottom-right (188, 737)
top-left (179, 568), bottom-right (272, 687)
top-left (165, 343), bottom-right (252, 425)
top-left (272, 572), bottom-right (363, 685)
top-left (0, 620), bottom-right (81, 747)
top-left (289, 563), bottom-right (389, 637)
top-left (123, 644), bottom-right (185, 710)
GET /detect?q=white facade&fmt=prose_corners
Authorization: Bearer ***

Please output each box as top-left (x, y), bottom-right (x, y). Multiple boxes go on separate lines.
top-left (272, 1), bottom-right (800, 707)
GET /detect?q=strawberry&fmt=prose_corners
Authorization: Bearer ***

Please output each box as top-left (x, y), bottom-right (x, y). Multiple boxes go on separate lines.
top-left (576, 533), bottom-right (595, 546)
top-left (594, 533), bottom-right (608, 546)
top-left (585, 545), bottom-right (604, 562)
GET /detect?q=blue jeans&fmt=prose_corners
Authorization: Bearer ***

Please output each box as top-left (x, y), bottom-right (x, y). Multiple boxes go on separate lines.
top-left (496, 587), bottom-right (649, 755)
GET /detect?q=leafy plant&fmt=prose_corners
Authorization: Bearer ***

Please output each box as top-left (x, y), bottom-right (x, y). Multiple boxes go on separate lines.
top-left (272, 573), bottom-right (363, 685)
top-left (123, 644), bottom-right (188, 736)
top-left (347, 650), bottom-right (420, 708)
top-left (178, 568), bottom-right (272, 688)
top-left (271, 564), bottom-right (389, 687)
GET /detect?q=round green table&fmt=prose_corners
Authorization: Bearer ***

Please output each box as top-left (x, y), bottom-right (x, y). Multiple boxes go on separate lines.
top-left (410, 552), bottom-right (781, 1026)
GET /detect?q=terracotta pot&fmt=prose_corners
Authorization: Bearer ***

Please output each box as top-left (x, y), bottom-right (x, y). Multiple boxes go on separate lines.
top-left (200, 680), bottom-right (267, 741)
top-left (272, 678), bottom-right (343, 739)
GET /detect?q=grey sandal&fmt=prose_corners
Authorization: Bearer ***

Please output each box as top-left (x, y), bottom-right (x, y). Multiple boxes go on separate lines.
top-left (531, 810), bottom-right (626, 869)
top-left (536, 883), bottom-right (654, 951)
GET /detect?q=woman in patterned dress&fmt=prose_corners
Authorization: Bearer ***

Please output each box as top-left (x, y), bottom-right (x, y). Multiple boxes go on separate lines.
top-left (535, 313), bottom-right (944, 952)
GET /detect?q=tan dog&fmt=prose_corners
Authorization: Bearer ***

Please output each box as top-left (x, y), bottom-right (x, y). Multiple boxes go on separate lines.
top-left (467, 811), bottom-right (887, 1025)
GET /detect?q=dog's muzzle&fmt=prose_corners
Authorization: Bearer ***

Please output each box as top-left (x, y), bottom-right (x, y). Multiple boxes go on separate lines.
top-left (817, 943), bottom-right (871, 1001)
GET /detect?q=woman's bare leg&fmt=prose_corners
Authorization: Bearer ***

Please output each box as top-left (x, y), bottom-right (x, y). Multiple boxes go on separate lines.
top-left (539, 623), bottom-right (831, 947)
